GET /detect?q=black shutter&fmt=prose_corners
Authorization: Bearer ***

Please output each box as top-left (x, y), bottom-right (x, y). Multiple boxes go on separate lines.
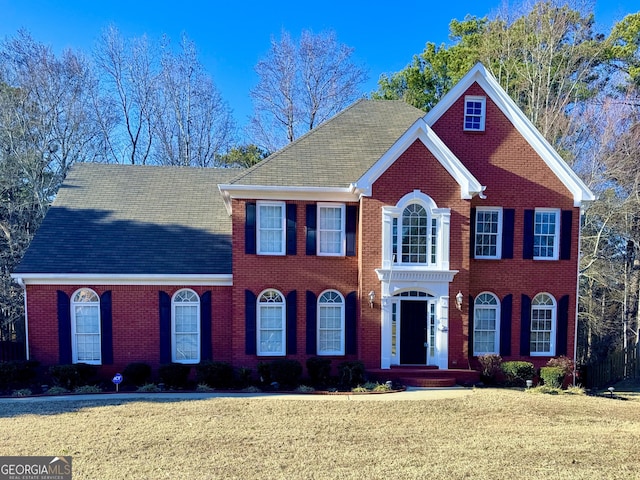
top-left (468, 294), bottom-right (475, 356)
top-left (346, 205), bottom-right (357, 256)
top-left (245, 290), bottom-right (257, 355)
top-left (306, 291), bottom-right (317, 355)
top-left (523, 210), bottom-right (534, 259)
top-left (245, 202), bottom-right (256, 254)
top-left (286, 291), bottom-right (297, 354)
top-left (57, 291), bottom-right (72, 364)
top-left (557, 295), bottom-right (570, 356)
top-left (470, 208), bottom-right (476, 259)
top-left (286, 204), bottom-right (297, 255)
top-left (520, 294), bottom-right (531, 356)
top-left (306, 204), bottom-right (317, 255)
top-left (159, 291), bottom-right (171, 364)
top-left (345, 291), bottom-right (357, 355)
top-left (200, 291), bottom-right (212, 361)
top-left (560, 210), bottom-right (573, 260)
top-left (502, 209), bottom-right (515, 259)
top-left (500, 294), bottom-right (512, 356)
top-left (100, 291), bottom-right (113, 365)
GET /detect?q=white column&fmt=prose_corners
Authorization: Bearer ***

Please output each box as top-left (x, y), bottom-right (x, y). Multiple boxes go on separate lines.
top-left (436, 296), bottom-right (450, 369)
top-left (380, 296), bottom-right (392, 369)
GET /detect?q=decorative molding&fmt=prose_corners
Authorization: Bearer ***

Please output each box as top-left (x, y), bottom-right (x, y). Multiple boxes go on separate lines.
top-left (374, 268), bottom-right (458, 283)
top-left (11, 273), bottom-right (233, 286)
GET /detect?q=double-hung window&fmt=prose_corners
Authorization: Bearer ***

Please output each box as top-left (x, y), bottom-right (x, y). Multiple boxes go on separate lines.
top-left (172, 289), bottom-right (200, 364)
top-left (464, 96), bottom-right (486, 131)
top-left (257, 290), bottom-right (286, 356)
top-left (71, 289), bottom-right (101, 364)
top-left (475, 208), bottom-right (502, 259)
top-left (534, 209), bottom-right (559, 260)
top-left (317, 290), bottom-right (345, 355)
top-left (318, 203), bottom-right (345, 256)
top-left (530, 293), bottom-right (556, 355)
top-left (473, 293), bottom-right (500, 355)
top-left (257, 201), bottom-right (285, 255)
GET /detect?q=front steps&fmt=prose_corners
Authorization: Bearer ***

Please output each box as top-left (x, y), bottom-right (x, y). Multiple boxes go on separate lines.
top-left (369, 366), bottom-right (480, 388)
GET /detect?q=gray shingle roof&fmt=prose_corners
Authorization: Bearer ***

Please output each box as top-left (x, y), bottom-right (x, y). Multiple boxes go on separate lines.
top-left (15, 164), bottom-right (240, 275)
top-left (229, 99), bottom-right (425, 187)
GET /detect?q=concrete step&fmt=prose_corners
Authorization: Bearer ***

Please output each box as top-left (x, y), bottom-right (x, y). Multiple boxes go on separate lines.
top-left (400, 376), bottom-right (457, 388)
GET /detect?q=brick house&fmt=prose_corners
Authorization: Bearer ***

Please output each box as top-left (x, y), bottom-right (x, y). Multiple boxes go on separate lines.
top-left (12, 63), bottom-right (594, 384)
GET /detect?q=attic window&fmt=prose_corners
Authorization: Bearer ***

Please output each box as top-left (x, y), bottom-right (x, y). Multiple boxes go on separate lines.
top-left (464, 96), bottom-right (486, 132)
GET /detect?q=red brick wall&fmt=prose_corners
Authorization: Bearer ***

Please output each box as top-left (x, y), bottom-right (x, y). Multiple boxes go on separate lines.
top-left (433, 83), bottom-right (579, 365)
top-left (25, 284), bottom-right (232, 378)
top-left (360, 139), bottom-right (472, 368)
top-left (230, 199), bottom-right (360, 371)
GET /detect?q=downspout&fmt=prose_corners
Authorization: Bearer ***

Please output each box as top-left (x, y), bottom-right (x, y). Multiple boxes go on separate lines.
top-left (15, 277), bottom-right (29, 360)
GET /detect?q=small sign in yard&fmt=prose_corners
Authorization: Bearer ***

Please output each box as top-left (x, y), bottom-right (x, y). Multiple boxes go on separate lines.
top-left (112, 373), bottom-right (123, 392)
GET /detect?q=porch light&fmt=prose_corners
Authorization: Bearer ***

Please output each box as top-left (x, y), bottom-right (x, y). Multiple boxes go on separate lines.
top-left (368, 290), bottom-right (376, 308)
top-left (455, 291), bottom-right (463, 311)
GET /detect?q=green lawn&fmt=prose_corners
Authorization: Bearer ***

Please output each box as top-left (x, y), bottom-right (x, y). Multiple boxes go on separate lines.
top-left (1, 388), bottom-right (639, 479)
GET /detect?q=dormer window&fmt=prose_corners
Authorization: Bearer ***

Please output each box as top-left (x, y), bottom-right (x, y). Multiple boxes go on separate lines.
top-left (464, 96), bottom-right (486, 132)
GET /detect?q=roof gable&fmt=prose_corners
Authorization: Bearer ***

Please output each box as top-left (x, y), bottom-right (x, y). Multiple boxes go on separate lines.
top-left (353, 118), bottom-right (485, 200)
top-left (424, 63), bottom-right (594, 207)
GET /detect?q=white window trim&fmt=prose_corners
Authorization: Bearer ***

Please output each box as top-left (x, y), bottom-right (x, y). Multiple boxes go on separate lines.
top-left (317, 290), bottom-right (345, 356)
top-left (257, 289), bottom-right (286, 356)
top-left (530, 293), bottom-right (556, 356)
top-left (472, 292), bottom-right (500, 356)
top-left (317, 203), bottom-right (346, 256)
top-left (464, 95), bottom-right (486, 132)
top-left (171, 289), bottom-right (201, 364)
top-left (71, 288), bottom-right (102, 365)
top-left (475, 207), bottom-right (503, 260)
top-left (257, 201), bottom-right (286, 256)
top-left (533, 208), bottom-right (560, 261)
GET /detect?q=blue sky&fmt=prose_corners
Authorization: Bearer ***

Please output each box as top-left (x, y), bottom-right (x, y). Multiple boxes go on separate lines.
top-left (0, 0), bottom-right (637, 133)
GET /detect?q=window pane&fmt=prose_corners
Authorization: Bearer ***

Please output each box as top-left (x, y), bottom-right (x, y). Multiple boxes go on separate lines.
top-left (401, 204), bottom-right (428, 264)
top-left (259, 204), bottom-right (284, 253)
top-left (475, 210), bottom-right (500, 258)
top-left (534, 211), bottom-right (557, 258)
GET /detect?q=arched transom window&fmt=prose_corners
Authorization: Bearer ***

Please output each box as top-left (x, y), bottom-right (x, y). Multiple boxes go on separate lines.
top-left (258, 290), bottom-right (286, 356)
top-left (317, 290), bottom-right (345, 355)
top-left (531, 293), bottom-right (556, 356)
top-left (71, 288), bottom-right (101, 364)
top-left (172, 289), bottom-right (200, 363)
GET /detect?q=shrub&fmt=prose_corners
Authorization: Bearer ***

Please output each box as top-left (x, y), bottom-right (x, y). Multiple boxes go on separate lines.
top-left (269, 359), bottom-right (302, 388)
top-left (158, 363), bottom-right (191, 389)
top-left (236, 367), bottom-right (253, 388)
top-left (136, 383), bottom-right (161, 393)
top-left (45, 386), bottom-right (69, 396)
top-left (195, 361), bottom-right (234, 389)
top-left (338, 360), bottom-right (366, 388)
top-left (540, 366), bottom-right (564, 389)
top-left (546, 356), bottom-right (574, 387)
top-left (196, 383), bottom-right (215, 392)
top-left (11, 388), bottom-right (32, 397)
top-left (477, 354), bottom-right (502, 384)
top-left (48, 363), bottom-right (98, 390)
top-left (501, 361), bottom-right (534, 387)
top-left (122, 362), bottom-right (152, 387)
top-left (306, 357), bottom-right (332, 386)
top-left (73, 385), bottom-right (102, 394)
top-left (257, 362), bottom-right (271, 384)
top-left (294, 385), bottom-right (315, 393)
top-left (0, 360), bottom-right (39, 392)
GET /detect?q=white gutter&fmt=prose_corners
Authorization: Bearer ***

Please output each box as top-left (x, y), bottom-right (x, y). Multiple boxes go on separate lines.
top-left (11, 273), bottom-right (233, 286)
top-left (14, 276), bottom-right (29, 360)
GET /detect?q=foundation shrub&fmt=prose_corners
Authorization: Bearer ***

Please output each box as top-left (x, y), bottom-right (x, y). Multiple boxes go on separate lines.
top-left (268, 359), bottom-right (302, 388)
top-left (306, 357), bottom-right (332, 386)
top-left (48, 363), bottom-right (98, 390)
top-left (158, 363), bottom-right (191, 389)
top-left (236, 367), bottom-right (253, 388)
top-left (540, 366), bottom-right (565, 389)
top-left (122, 362), bottom-right (152, 387)
top-left (195, 361), bottom-right (234, 389)
top-left (338, 360), bottom-right (366, 388)
top-left (0, 360), bottom-right (39, 392)
top-left (501, 361), bottom-right (534, 387)
top-left (477, 354), bottom-right (503, 385)
top-left (546, 356), bottom-right (575, 387)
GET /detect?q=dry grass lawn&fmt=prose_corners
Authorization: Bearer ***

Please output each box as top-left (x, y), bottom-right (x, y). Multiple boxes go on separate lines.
top-left (1, 388), bottom-right (639, 479)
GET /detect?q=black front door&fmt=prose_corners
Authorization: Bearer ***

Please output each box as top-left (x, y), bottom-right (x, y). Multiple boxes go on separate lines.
top-left (400, 300), bottom-right (428, 364)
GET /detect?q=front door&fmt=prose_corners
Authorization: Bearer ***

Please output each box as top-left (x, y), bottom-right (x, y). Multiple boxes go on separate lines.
top-left (399, 300), bottom-right (428, 364)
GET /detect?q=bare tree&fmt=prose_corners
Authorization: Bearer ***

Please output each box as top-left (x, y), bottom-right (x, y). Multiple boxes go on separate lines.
top-left (93, 26), bottom-right (157, 164)
top-left (250, 29), bottom-right (368, 151)
top-left (154, 34), bottom-right (235, 167)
